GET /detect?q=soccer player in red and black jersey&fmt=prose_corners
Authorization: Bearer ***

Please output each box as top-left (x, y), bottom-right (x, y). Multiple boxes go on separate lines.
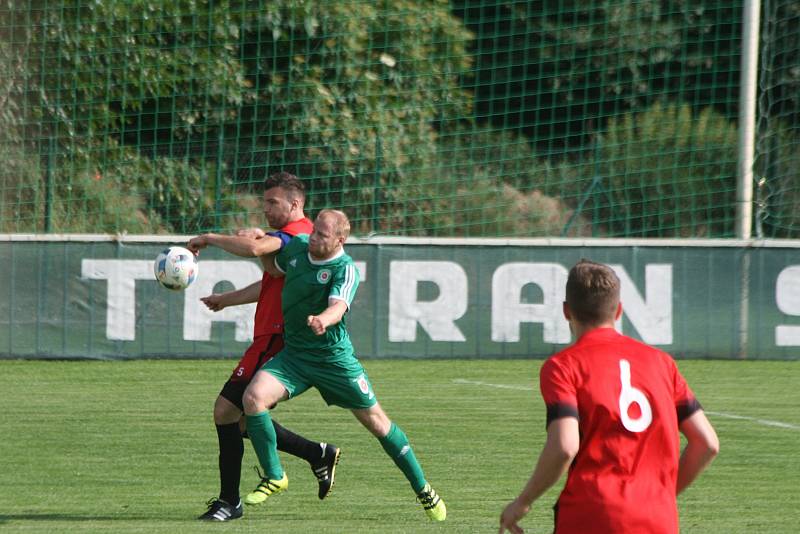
top-left (188, 172), bottom-right (340, 522)
top-left (499, 259), bottom-right (719, 534)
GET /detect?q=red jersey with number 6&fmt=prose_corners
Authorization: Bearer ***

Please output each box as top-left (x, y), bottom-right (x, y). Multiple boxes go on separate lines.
top-left (253, 217), bottom-right (313, 336)
top-left (539, 327), bottom-right (701, 534)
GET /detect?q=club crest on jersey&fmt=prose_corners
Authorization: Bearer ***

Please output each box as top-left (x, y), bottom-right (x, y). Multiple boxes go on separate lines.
top-left (316, 269), bottom-right (331, 283)
top-left (354, 373), bottom-right (373, 398)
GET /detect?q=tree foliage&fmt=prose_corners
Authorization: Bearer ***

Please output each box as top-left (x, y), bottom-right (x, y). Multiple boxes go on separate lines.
top-left (2, 1), bottom-right (798, 237)
top-left (2, 0), bottom-right (472, 233)
top-left (452, 0), bottom-right (742, 155)
top-left (553, 102), bottom-right (738, 237)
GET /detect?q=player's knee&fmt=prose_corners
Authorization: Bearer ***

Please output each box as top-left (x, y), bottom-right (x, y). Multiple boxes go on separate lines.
top-left (213, 395), bottom-right (241, 424)
top-left (242, 387), bottom-right (262, 415)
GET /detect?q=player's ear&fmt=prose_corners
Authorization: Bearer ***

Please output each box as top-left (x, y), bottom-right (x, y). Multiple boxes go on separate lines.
top-left (563, 301), bottom-right (571, 321)
top-left (614, 302), bottom-right (623, 320)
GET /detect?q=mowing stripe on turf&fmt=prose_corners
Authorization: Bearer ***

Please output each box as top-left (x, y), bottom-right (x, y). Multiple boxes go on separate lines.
top-left (453, 379), bottom-right (800, 431)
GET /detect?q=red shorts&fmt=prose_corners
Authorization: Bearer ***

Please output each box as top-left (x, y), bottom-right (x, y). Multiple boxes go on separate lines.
top-left (229, 334), bottom-right (284, 383)
top-left (219, 334), bottom-right (284, 411)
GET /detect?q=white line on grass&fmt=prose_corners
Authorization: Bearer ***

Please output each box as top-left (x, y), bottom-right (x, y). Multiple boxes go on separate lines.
top-left (453, 379), bottom-right (800, 431)
top-left (704, 411), bottom-right (800, 430)
top-left (453, 378), bottom-right (534, 391)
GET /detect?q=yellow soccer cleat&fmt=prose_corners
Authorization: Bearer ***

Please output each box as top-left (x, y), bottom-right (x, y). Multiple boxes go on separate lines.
top-left (416, 484), bottom-right (446, 521)
top-left (243, 470), bottom-right (288, 505)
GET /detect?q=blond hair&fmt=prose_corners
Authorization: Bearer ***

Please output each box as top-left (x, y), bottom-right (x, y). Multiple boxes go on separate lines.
top-left (316, 209), bottom-right (351, 239)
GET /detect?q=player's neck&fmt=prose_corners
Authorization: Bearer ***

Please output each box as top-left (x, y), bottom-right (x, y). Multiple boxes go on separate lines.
top-left (309, 246), bottom-right (343, 263)
top-left (286, 211), bottom-right (307, 223)
top-left (571, 321), bottom-right (616, 341)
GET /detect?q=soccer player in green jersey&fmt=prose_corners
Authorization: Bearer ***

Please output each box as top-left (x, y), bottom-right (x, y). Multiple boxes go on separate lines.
top-left (240, 209), bottom-right (447, 521)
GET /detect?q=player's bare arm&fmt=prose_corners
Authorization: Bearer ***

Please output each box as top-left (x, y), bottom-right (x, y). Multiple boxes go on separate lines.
top-left (499, 417), bottom-right (579, 534)
top-left (261, 252), bottom-right (284, 278)
top-left (260, 250), bottom-right (282, 272)
top-left (235, 227), bottom-right (266, 239)
top-left (187, 232), bottom-right (283, 258)
top-left (676, 410), bottom-right (719, 494)
top-left (307, 299), bottom-right (349, 335)
top-left (201, 280), bottom-right (262, 311)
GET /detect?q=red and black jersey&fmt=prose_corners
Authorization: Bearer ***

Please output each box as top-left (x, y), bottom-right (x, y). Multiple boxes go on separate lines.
top-left (540, 327), bottom-right (701, 534)
top-left (253, 217), bottom-right (313, 336)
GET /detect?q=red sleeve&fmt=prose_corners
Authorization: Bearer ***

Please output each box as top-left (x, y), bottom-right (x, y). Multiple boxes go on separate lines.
top-left (540, 356), bottom-right (580, 427)
top-left (670, 358), bottom-right (703, 422)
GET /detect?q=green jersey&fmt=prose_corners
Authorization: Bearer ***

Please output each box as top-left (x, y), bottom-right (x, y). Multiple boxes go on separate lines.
top-left (274, 234), bottom-right (360, 362)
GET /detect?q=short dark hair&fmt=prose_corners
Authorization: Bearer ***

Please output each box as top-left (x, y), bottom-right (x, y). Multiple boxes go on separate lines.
top-left (264, 171), bottom-right (306, 201)
top-left (565, 259), bottom-right (620, 325)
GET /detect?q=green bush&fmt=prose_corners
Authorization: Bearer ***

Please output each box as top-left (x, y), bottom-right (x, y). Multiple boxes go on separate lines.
top-left (0, 145), bottom-right (44, 233)
top-left (755, 125), bottom-right (800, 237)
top-left (2, 143), bottom-right (248, 234)
top-left (554, 102), bottom-right (739, 237)
top-left (368, 126), bottom-right (591, 237)
top-left (415, 178), bottom-right (591, 238)
top-left (139, 156), bottom-right (245, 234)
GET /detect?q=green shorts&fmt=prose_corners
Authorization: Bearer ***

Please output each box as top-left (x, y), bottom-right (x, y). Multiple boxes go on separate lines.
top-left (262, 349), bottom-right (377, 410)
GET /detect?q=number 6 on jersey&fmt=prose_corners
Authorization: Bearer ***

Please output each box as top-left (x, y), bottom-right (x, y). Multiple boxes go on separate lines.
top-left (618, 359), bottom-right (653, 432)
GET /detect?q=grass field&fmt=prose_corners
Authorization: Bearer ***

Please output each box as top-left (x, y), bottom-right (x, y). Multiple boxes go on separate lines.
top-left (1, 358), bottom-right (798, 533)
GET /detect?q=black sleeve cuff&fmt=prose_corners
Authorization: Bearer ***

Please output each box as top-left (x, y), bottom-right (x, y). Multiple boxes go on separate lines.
top-left (676, 398), bottom-right (703, 423)
top-left (546, 403), bottom-right (579, 428)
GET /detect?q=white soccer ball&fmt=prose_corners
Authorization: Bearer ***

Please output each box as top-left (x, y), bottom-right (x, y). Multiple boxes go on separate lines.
top-left (154, 246), bottom-right (198, 291)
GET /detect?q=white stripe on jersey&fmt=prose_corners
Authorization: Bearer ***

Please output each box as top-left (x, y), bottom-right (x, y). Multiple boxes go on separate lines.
top-left (338, 264), bottom-right (357, 304)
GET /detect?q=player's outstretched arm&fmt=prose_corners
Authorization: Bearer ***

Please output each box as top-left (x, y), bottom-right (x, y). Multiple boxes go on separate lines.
top-left (676, 410), bottom-right (719, 494)
top-left (201, 280), bottom-right (262, 311)
top-left (235, 227), bottom-right (266, 239)
top-left (187, 232), bottom-right (282, 258)
top-left (499, 417), bottom-right (579, 534)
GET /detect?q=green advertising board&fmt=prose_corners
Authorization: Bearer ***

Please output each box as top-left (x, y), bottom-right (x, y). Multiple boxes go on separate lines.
top-left (1, 236), bottom-right (799, 360)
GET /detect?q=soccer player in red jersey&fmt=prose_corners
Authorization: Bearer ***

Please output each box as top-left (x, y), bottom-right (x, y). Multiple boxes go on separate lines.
top-left (188, 172), bottom-right (340, 522)
top-left (499, 259), bottom-right (719, 534)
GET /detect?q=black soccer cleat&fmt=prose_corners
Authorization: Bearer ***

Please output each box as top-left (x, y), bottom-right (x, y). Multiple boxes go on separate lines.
top-left (311, 442), bottom-right (341, 500)
top-left (198, 498), bottom-right (243, 521)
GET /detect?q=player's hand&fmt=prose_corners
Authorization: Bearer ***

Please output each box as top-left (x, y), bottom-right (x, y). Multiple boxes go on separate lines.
top-left (498, 498), bottom-right (530, 534)
top-left (201, 294), bottom-right (226, 312)
top-left (187, 235), bottom-right (207, 254)
top-left (236, 227), bottom-right (266, 239)
top-left (307, 315), bottom-right (327, 335)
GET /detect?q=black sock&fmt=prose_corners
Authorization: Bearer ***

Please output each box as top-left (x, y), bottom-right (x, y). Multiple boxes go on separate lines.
top-left (272, 419), bottom-right (322, 465)
top-left (216, 422), bottom-right (243, 505)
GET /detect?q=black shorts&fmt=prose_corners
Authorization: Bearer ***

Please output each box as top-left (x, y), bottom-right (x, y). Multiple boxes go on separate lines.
top-left (219, 380), bottom-right (249, 412)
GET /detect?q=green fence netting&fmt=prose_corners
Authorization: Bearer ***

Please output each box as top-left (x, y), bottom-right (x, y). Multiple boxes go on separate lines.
top-left (1, 1), bottom-right (798, 237)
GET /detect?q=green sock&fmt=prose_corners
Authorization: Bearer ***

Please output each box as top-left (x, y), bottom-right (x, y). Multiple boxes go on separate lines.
top-left (246, 411), bottom-right (284, 480)
top-left (378, 422), bottom-right (427, 493)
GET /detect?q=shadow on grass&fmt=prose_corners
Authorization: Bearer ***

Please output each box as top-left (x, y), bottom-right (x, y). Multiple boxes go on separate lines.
top-left (0, 513), bottom-right (182, 522)
top-left (0, 511), bottom-right (308, 524)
